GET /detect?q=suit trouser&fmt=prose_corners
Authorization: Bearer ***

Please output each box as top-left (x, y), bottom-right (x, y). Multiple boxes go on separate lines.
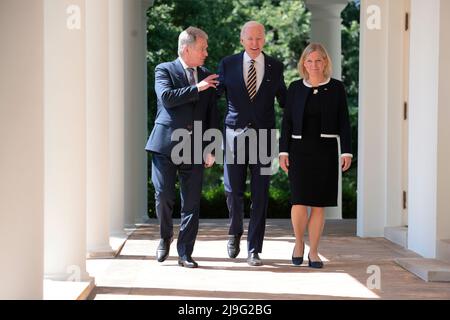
top-left (223, 129), bottom-right (271, 254)
top-left (151, 152), bottom-right (204, 258)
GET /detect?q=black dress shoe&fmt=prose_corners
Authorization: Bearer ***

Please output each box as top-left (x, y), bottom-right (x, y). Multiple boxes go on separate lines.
top-left (227, 234), bottom-right (242, 258)
top-left (156, 237), bottom-right (173, 262)
top-left (292, 242), bottom-right (304, 266)
top-left (247, 253), bottom-right (263, 266)
top-left (178, 256), bottom-right (198, 268)
top-left (308, 254), bottom-right (324, 269)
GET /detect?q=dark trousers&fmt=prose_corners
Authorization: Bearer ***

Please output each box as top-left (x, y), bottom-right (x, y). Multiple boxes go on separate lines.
top-left (223, 130), bottom-right (271, 254)
top-left (151, 152), bottom-right (204, 258)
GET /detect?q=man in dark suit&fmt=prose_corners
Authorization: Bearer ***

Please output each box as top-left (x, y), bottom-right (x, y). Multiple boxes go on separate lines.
top-left (145, 27), bottom-right (219, 268)
top-left (218, 21), bottom-right (287, 266)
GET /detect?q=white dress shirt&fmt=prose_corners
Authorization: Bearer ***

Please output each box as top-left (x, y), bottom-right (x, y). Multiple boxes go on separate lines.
top-left (243, 51), bottom-right (264, 93)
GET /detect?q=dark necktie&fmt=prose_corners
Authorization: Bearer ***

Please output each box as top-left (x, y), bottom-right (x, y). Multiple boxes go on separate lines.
top-left (247, 59), bottom-right (257, 101)
top-left (187, 67), bottom-right (196, 85)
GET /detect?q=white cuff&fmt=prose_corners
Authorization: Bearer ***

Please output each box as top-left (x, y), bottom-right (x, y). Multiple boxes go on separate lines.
top-left (341, 153), bottom-right (353, 158)
top-left (279, 152), bottom-right (289, 156)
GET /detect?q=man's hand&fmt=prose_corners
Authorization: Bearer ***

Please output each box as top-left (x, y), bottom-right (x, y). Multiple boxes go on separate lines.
top-left (279, 154), bottom-right (289, 174)
top-left (204, 153), bottom-right (215, 168)
top-left (196, 74), bottom-right (219, 92)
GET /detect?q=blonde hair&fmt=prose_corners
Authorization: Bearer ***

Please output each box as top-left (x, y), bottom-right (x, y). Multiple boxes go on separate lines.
top-left (298, 43), bottom-right (332, 80)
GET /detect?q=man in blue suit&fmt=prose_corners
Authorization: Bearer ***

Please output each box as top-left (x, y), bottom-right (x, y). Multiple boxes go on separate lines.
top-left (145, 27), bottom-right (219, 268)
top-left (218, 21), bottom-right (287, 266)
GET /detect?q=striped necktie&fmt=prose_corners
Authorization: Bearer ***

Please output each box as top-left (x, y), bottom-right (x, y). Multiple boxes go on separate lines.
top-left (247, 59), bottom-right (257, 101)
top-left (187, 67), bottom-right (196, 85)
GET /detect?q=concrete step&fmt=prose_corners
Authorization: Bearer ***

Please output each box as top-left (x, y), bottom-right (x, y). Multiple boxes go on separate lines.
top-left (395, 258), bottom-right (450, 282)
top-left (44, 278), bottom-right (95, 300)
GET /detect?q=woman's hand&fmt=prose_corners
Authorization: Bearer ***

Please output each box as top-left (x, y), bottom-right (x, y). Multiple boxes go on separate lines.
top-left (204, 153), bottom-right (215, 168)
top-left (279, 154), bottom-right (289, 174)
top-left (341, 156), bottom-right (352, 172)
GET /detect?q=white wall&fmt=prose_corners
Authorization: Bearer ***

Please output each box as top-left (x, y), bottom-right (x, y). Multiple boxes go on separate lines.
top-left (436, 1), bottom-right (450, 246)
top-left (408, 0), bottom-right (440, 257)
top-left (385, 0), bottom-right (408, 228)
top-left (0, 0), bottom-right (44, 299)
top-left (358, 0), bottom-right (410, 237)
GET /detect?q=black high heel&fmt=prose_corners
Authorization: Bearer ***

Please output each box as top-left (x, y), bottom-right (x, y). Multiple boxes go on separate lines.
top-left (308, 254), bottom-right (324, 269)
top-left (291, 243), bottom-right (304, 266)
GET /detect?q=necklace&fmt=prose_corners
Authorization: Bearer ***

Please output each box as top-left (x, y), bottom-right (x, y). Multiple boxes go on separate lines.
top-left (309, 78), bottom-right (324, 95)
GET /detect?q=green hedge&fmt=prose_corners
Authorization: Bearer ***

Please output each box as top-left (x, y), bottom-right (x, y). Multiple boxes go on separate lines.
top-left (147, 157), bottom-right (357, 220)
top-left (342, 166), bottom-right (357, 219)
top-left (148, 182), bottom-right (292, 219)
top-left (148, 180), bottom-right (356, 219)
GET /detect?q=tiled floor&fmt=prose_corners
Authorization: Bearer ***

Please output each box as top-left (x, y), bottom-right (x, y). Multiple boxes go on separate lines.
top-left (87, 219), bottom-right (450, 299)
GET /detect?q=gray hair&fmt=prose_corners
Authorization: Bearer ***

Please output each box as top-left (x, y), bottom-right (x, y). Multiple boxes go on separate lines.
top-left (240, 21), bottom-right (265, 39)
top-left (178, 26), bottom-right (208, 57)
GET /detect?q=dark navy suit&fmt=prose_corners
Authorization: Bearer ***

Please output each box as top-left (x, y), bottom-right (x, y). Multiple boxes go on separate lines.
top-left (146, 58), bottom-right (218, 258)
top-left (218, 52), bottom-right (287, 253)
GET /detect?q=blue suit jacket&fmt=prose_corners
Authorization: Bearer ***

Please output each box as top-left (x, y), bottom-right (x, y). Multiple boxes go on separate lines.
top-left (145, 58), bottom-right (218, 156)
top-left (218, 52), bottom-right (287, 129)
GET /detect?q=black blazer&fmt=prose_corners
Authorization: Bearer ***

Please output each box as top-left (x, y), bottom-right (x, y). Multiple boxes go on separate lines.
top-left (145, 58), bottom-right (218, 156)
top-left (217, 52), bottom-right (287, 129)
top-left (279, 78), bottom-right (352, 155)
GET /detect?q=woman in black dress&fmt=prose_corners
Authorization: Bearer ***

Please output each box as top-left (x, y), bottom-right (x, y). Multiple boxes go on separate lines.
top-left (279, 43), bottom-right (353, 268)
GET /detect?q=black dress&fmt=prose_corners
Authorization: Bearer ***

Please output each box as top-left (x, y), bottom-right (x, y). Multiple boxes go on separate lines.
top-left (288, 84), bottom-right (339, 207)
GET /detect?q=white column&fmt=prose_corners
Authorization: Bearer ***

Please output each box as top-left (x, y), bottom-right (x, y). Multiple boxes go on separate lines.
top-left (109, 0), bottom-right (126, 238)
top-left (305, 0), bottom-right (349, 80)
top-left (44, 0), bottom-right (90, 281)
top-left (357, 0), bottom-right (388, 237)
top-left (305, 0), bottom-right (349, 220)
top-left (0, 0), bottom-right (44, 299)
top-left (436, 0), bottom-right (450, 260)
top-left (123, 0), bottom-right (151, 226)
top-left (141, 0), bottom-right (154, 223)
top-left (408, 0), bottom-right (450, 258)
top-left (86, 0), bottom-right (114, 257)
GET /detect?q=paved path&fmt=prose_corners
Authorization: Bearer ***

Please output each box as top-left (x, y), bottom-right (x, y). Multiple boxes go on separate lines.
top-left (87, 219), bottom-right (450, 299)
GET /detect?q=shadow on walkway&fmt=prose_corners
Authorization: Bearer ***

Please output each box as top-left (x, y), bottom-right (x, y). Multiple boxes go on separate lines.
top-left (87, 219), bottom-right (450, 300)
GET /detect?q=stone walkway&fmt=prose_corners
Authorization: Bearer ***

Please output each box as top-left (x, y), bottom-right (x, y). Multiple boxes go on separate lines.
top-left (87, 219), bottom-right (450, 300)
